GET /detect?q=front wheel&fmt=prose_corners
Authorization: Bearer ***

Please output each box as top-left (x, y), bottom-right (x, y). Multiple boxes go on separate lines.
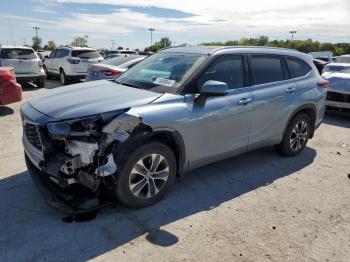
top-left (60, 69), bottom-right (69, 85)
top-left (115, 141), bottom-right (176, 208)
top-left (276, 113), bottom-right (311, 156)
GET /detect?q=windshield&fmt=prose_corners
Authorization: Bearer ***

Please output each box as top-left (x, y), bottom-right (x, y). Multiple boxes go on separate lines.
top-left (1, 48), bottom-right (37, 60)
top-left (72, 50), bottom-right (101, 59)
top-left (334, 56), bottom-right (350, 63)
top-left (117, 52), bottom-right (206, 93)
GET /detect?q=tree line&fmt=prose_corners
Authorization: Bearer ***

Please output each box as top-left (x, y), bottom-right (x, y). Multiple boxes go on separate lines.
top-left (200, 36), bottom-right (350, 56)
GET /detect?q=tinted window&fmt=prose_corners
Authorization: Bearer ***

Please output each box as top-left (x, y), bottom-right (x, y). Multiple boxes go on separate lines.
top-left (49, 50), bottom-right (55, 58)
top-left (198, 55), bottom-right (245, 90)
top-left (0, 48), bottom-right (37, 60)
top-left (250, 55), bottom-right (284, 85)
top-left (54, 49), bottom-right (63, 58)
top-left (286, 57), bottom-right (311, 78)
top-left (72, 50), bottom-right (101, 59)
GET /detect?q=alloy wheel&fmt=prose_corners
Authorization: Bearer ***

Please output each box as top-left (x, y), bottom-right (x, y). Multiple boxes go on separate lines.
top-left (129, 154), bottom-right (169, 199)
top-left (290, 120), bottom-right (308, 151)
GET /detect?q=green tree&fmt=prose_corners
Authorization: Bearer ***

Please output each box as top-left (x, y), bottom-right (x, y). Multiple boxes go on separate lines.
top-left (71, 36), bottom-right (86, 47)
top-left (145, 37), bottom-right (172, 52)
top-left (32, 36), bottom-right (42, 51)
top-left (46, 40), bottom-right (56, 51)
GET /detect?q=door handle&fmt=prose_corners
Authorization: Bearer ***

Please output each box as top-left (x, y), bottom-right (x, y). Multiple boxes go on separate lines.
top-left (285, 87), bottom-right (296, 94)
top-left (237, 98), bottom-right (252, 105)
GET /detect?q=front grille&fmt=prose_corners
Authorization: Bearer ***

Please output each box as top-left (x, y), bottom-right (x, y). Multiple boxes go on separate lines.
top-left (24, 122), bottom-right (42, 151)
top-left (327, 91), bottom-right (350, 103)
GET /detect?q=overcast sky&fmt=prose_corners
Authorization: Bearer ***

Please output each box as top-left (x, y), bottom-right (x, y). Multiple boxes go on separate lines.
top-left (0, 0), bottom-right (349, 50)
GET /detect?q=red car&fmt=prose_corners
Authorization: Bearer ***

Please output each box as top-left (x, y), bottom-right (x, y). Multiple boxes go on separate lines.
top-left (0, 67), bottom-right (22, 105)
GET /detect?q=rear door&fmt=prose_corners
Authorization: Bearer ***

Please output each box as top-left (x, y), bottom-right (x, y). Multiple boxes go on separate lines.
top-left (248, 54), bottom-right (296, 149)
top-left (72, 49), bottom-right (102, 73)
top-left (0, 48), bottom-right (39, 75)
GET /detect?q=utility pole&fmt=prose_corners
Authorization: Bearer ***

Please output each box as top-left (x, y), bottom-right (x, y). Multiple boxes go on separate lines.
top-left (84, 34), bottom-right (89, 46)
top-left (22, 37), bottom-right (26, 46)
top-left (289, 30), bottom-right (297, 48)
top-left (148, 28), bottom-right (155, 46)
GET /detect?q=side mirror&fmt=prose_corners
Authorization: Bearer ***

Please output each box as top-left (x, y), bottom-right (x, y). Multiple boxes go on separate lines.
top-left (44, 55), bottom-right (49, 59)
top-left (199, 80), bottom-right (229, 95)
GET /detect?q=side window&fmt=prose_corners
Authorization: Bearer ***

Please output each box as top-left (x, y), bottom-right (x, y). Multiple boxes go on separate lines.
top-left (54, 49), bottom-right (62, 58)
top-left (250, 55), bottom-right (284, 85)
top-left (286, 57), bottom-right (311, 78)
top-left (198, 55), bottom-right (245, 90)
top-left (49, 50), bottom-right (56, 58)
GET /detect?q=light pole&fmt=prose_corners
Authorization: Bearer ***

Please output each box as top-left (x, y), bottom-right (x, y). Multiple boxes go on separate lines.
top-left (84, 34), bottom-right (88, 46)
top-left (289, 30), bottom-right (297, 48)
top-left (33, 26), bottom-right (40, 39)
top-left (148, 28), bottom-right (155, 46)
top-left (32, 26), bottom-right (40, 50)
top-left (110, 40), bottom-right (115, 50)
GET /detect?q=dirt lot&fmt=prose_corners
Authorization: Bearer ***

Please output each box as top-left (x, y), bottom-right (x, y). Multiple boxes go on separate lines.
top-left (0, 80), bottom-right (349, 262)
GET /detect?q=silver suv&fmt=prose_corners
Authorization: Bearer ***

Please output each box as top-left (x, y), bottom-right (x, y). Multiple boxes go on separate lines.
top-left (0, 45), bottom-right (45, 87)
top-left (21, 46), bottom-right (327, 213)
top-left (43, 46), bottom-right (104, 85)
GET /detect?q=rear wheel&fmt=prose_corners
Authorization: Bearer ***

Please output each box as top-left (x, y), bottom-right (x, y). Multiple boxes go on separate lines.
top-left (276, 113), bottom-right (311, 156)
top-left (115, 141), bottom-right (176, 208)
top-left (60, 69), bottom-right (69, 85)
top-left (43, 66), bottom-right (51, 79)
top-left (36, 79), bottom-right (45, 88)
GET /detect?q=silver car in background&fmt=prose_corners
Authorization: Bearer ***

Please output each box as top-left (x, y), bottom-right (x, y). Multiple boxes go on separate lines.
top-left (322, 54), bottom-right (350, 111)
top-left (85, 56), bottom-right (145, 81)
top-left (0, 45), bottom-right (45, 88)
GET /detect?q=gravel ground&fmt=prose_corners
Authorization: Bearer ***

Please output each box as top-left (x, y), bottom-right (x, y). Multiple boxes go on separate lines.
top-left (0, 80), bottom-right (349, 262)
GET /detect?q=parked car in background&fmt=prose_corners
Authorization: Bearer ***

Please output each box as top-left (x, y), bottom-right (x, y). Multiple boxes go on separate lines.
top-left (21, 46), bottom-right (327, 213)
top-left (322, 54), bottom-right (350, 111)
top-left (313, 59), bottom-right (327, 75)
top-left (0, 46), bottom-right (45, 88)
top-left (36, 51), bottom-right (51, 62)
top-left (103, 50), bottom-right (138, 58)
top-left (44, 46), bottom-right (104, 85)
top-left (85, 56), bottom-right (146, 81)
top-left (309, 51), bottom-right (333, 63)
top-left (0, 67), bottom-right (22, 105)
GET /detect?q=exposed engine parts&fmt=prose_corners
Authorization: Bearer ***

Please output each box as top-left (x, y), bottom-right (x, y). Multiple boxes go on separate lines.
top-left (40, 112), bottom-right (144, 195)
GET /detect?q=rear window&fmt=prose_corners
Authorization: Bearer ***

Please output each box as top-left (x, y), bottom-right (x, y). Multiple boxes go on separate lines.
top-left (72, 50), bottom-right (101, 59)
top-left (250, 55), bottom-right (284, 85)
top-left (1, 48), bottom-right (37, 60)
top-left (120, 51), bottom-right (138, 54)
top-left (286, 57), bottom-right (311, 78)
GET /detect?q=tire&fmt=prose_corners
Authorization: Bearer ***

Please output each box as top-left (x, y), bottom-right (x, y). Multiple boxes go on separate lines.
top-left (36, 79), bottom-right (45, 88)
top-left (115, 140), bottom-right (176, 208)
top-left (276, 113), bottom-right (311, 156)
top-left (43, 66), bottom-right (51, 79)
top-left (60, 69), bottom-right (69, 85)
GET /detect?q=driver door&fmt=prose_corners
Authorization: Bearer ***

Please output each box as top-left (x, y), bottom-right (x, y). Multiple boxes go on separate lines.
top-left (186, 55), bottom-right (254, 168)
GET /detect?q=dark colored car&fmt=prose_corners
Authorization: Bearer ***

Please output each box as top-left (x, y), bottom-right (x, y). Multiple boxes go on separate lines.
top-left (0, 67), bottom-right (22, 105)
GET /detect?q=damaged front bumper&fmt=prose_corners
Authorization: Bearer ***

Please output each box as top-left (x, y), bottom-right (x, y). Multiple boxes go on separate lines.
top-left (21, 102), bottom-right (144, 215)
top-left (25, 154), bottom-right (112, 215)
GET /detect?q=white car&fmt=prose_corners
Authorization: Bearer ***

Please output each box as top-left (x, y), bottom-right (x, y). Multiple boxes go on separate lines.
top-left (0, 45), bottom-right (45, 87)
top-left (103, 50), bottom-right (138, 58)
top-left (44, 46), bottom-right (104, 85)
top-left (322, 54), bottom-right (350, 111)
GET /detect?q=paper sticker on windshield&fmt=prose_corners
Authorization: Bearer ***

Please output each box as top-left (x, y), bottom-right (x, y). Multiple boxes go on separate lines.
top-left (153, 78), bottom-right (176, 87)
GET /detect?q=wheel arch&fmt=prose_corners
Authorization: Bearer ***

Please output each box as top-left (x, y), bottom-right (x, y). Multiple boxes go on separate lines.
top-left (284, 103), bottom-right (317, 139)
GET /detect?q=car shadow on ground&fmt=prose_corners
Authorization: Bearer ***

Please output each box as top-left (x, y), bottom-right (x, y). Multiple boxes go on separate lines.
top-left (0, 146), bottom-right (316, 261)
top-left (0, 106), bottom-right (14, 117)
top-left (323, 111), bottom-right (350, 128)
top-left (20, 79), bottom-right (63, 92)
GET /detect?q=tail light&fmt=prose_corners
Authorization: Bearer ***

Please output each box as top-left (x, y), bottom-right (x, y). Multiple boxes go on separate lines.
top-left (101, 70), bottom-right (122, 76)
top-left (317, 80), bottom-right (329, 88)
top-left (38, 60), bottom-right (43, 69)
top-left (0, 68), bottom-right (16, 81)
top-left (67, 58), bottom-right (80, 64)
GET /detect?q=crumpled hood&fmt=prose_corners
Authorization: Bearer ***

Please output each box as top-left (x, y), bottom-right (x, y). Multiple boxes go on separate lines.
top-left (29, 80), bottom-right (162, 120)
